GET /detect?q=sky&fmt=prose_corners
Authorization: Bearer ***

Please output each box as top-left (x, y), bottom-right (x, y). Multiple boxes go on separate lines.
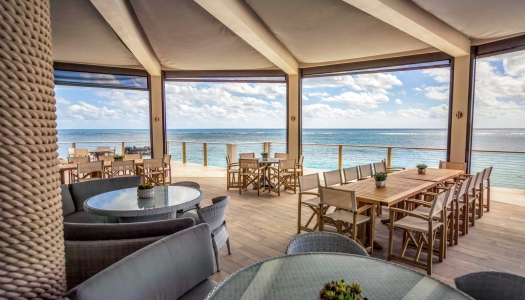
top-left (54, 51), bottom-right (525, 129)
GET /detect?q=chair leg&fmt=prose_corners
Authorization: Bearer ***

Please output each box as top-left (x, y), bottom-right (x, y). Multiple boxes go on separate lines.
top-left (226, 238), bottom-right (231, 254)
top-left (387, 210), bottom-right (394, 261)
top-left (297, 200), bottom-right (302, 234)
top-left (212, 239), bottom-right (220, 272)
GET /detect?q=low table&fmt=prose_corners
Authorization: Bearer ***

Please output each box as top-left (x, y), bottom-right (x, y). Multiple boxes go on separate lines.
top-left (84, 186), bottom-right (202, 223)
top-left (206, 253), bottom-right (472, 299)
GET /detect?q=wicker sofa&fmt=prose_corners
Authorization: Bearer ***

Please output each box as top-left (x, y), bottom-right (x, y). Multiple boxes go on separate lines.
top-left (61, 176), bottom-right (142, 223)
top-left (64, 224), bottom-right (217, 300)
top-left (64, 218), bottom-right (195, 290)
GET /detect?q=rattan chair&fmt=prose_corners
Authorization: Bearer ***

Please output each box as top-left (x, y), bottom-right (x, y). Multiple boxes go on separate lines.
top-left (454, 271), bottom-right (525, 300)
top-left (239, 158), bottom-right (265, 195)
top-left (358, 164), bottom-right (373, 180)
top-left (319, 186), bottom-right (375, 254)
top-left (172, 181), bottom-right (201, 216)
top-left (268, 159), bottom-right (296, 196)
top-left (164, 154), bottom-right (172, 185)
top-left (110, 160), bottom-right (135, 178)
top-left (75, 161), bottom-right (104, 182)
top-left (274, 152), bottom-right (289, 159)
top-left (239, 153), bottom-right (255, 159)
top-left (323, 169), bottom-right (342, 187)
top-left (297, 173), bottom-right (322, 233)
top-left (142, 158), bottom-right (165, 186)
top-left (124, 153), bottom-right (142, 160)
top-left (286, 232), bottom-right (369, 256)
top-left (388, 189), bottom-right (449, 275)
top-left (226, 155), bottom-right (239, 190)
top-left (342, 166), bottom-right (359, 184)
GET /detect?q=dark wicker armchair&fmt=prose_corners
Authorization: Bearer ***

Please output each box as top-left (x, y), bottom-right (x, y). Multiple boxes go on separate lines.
top-left (286, 232), bottom-right (369, 256)
top-left (455, 271), bottom-right (525, 300)
top-left (64, 218), bottom-right (195, 290)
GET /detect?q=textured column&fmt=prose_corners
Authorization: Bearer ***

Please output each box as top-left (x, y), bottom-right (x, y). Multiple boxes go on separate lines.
top-left (0, 0), bottom-right (66, 299)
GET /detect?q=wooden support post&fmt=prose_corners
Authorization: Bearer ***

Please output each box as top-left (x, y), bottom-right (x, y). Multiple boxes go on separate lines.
top-left (72, 142), bottom-right (76, 149)
top-left (203, 143), bottom-right (208, 166)
top-left (182, 142), bottom-right (186, 163)
top-left (121, 142), bottom-right (125, 156)
top-left (387, 147), bottom-right (392, 169)
top-left (338, 145), bottom-right (343, 170)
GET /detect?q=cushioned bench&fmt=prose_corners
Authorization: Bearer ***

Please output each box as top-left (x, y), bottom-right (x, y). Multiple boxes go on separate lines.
top-left (65, 224), bottom-right (217, 300)
top-left (61, 176), bottom-right (142, 223)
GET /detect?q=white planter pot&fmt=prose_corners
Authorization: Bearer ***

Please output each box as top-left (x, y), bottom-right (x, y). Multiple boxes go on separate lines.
top-left (375, 180), bottom-right (386, 188)
top-left (262, 157), bottom-right (268, 161)
top-left (137, 188), bottom-right (154, 198)
top-left (418, 168), bottom-right (427, 174)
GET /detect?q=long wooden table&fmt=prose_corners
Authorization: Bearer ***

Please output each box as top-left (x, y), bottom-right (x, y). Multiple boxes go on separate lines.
top-left (59, 159), bottom-right (144, 184)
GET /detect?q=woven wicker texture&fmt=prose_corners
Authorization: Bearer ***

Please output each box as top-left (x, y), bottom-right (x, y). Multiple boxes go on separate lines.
top-left (455, 271), bottom-right (525, 299)
top-left (286, 232), bottom-right (369, 256)
top-left (170, 181), bottom-right (201, 190)
top-left (0, 0), bottom-right (66, 298)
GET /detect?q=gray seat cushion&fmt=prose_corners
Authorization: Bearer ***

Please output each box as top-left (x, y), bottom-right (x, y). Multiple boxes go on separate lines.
top-left (178, 279), bottom-right (217, 300)
top-left (61, 184), bottom-right (76, 216)
top-left (70, 176), bottom-right (142, 211)
top-left (63, 211), bottom-right (110, 224)
top-left (180, 210), bottom-right (201, 225)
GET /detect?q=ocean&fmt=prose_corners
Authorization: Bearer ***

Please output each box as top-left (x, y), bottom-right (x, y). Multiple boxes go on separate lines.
top-left (57, 128), bottom-right (525, 189)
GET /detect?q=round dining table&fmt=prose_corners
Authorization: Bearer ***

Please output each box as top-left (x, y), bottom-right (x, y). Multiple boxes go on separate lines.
top-left (205, 253), bottom-right (472, 300)
top-left (84, 186), bottom-right (202, 223)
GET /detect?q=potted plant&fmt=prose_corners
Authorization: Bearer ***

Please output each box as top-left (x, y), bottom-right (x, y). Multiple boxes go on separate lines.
top-left (114, 155), bottom-right (125, 161)
top-left (137, 183), bottom-right (154, 198)
top-left (374, 172), bottom-right (387, 188)
top-left (261, 152), bottom-right (269, 161)
top-left (417, 163), bottom-right (428, 174)
top-left (319, 280), bottom-right (367, 300)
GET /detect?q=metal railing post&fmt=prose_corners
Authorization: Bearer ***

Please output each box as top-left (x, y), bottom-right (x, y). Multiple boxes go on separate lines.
top-left (203, 143), bottom-right (207, 166)
top-left (338, 145), bottom-right (343, 170)
top-left (387, 147), bottom-right (392, 169)
top-left (121, 142), bottom-right (125, 156)
top-left (182, 142), bottom-right (186, 163)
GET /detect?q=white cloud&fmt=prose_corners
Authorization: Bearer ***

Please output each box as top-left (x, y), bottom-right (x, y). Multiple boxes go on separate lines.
top-left (302, 94), bottom-right (309, 101)
top-left (307, 92), bottom-right (329, 97)
top-left (423, 68), bottom-right (450, 83)
top-left (56, 97), bottom-right (71, 105)
top-left (413, 87), bottom-right (422, 92)
top-left (322, 91), bottom-right (389, 108)
top-left (398, 90), bottom-right (406, 96)
top-left (424, 85), bottom-right (449, 101)
top-left (398, 104), bottom-right (448, 119)
top-left (395, 99), bottom-right (403, 105)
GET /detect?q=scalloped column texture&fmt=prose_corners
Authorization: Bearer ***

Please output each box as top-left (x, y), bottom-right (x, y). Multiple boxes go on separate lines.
top-left (0, 0), bottom-right (66, 298)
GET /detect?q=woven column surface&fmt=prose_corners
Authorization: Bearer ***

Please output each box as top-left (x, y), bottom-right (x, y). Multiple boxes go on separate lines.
top-left (0, 0), bottom-right (66, 298)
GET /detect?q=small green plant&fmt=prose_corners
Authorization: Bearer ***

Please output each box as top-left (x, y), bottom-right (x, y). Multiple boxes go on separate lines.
top-left (319, 280), bottom-right (366, 300)
top-left (113, 155), bottom-right (125, 159)
top-left (138, 183), bottom-right (153, 190)
top-left (261, 152), bottom-right (269, 157)
top-left (374, 172), bottom-right (387, 181)
top-left (416, 164), bottom-right (428, 169)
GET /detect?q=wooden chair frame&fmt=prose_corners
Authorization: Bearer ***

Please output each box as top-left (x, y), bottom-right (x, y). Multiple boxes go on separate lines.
top-left (164, 154), bottom-right (172, 185)
top-left (110, 160), bottom-right (136, 178)
top-left (297, 173), bottom-right (324, 233)
top-left (75, 161), bottom-right (104, 182)
top-left (239, 159), bottom-right (265, 195)
top-left (226, 155), bottom-right (239, 190)
top-left (268, 159), bottom-right (296, 196)
top-left (142, 158), bottom-right (166, 186)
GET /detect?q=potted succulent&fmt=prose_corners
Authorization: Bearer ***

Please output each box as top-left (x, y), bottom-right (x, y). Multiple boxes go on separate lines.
top-left (137, 183), bottom-right (154, 198)
top-left (113, 154), bottom-right (125, 161)
top-left (417, 163), bottom-right (428, 174)
top-left (319, 280), bottom-right (367, 300)
top-left (261, 152), bottom-right (269, 161)
top-left (374, 172), bottom-right (387, 188)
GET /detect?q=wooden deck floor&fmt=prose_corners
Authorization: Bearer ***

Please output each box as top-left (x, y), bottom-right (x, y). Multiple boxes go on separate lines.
top-left (171, 162), bottom-right (525, 287)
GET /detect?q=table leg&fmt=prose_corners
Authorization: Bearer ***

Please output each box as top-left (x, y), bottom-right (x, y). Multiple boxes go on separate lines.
top-left (60, 170), bottom-right (66, 184)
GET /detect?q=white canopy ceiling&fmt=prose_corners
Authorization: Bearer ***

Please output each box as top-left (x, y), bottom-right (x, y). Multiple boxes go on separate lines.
top-left (49, 0), bottom-right (525, 72)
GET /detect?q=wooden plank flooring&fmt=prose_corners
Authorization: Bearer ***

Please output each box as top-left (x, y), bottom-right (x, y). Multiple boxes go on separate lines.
top-left (172, 162), bottom-right (525, 287)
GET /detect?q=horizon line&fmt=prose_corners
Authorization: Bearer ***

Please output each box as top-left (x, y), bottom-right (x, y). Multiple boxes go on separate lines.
top-left (56, 127), bottom-right (525, 130)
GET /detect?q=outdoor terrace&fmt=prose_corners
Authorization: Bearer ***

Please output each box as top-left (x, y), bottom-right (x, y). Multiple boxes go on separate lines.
top-left (169, 161), bottom-right (525, 287)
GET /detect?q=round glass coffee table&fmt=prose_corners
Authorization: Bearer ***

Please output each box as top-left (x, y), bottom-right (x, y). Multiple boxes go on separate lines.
top-left (206, 253), bottom-right (472, 300)
top-left (84, 186), bottom-right (202, 223)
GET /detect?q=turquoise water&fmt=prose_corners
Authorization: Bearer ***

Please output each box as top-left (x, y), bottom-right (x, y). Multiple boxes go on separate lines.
top-left (57, 128), bottom-right (525, 189)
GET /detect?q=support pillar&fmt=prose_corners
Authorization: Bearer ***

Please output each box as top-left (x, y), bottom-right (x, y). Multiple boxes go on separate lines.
top-left (0, 0), bottom-right (66, 298)
top-left (449, 56), bottom-right (471, 163)
top-left (287, 74), bottom-right (301, 160)
top-left (150, 75), bottom-right (165, 158)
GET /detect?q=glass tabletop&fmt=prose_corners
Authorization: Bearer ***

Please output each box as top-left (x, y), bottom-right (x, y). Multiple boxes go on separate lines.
top-left (206, 253), bottom-right (472, 300)
top-left (84, 186), bottom-right (201, 216)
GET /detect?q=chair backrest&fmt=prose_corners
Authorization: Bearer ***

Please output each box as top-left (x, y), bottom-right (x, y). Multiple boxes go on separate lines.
top-left (475, 170), bottom-right (485, 187)
top-left (275, 152), bottom-right (289, 159)
top-left (455, 271), bottom-right (525, 300)
top-left (428, 189), bottom-right (450, 218)
top-left (68, 156), bottom-right (90, 164)
top-left (64, 224), bottom-right (215, 300)
top-left (239, 158), bottom-right (259, 170)
top-left (198, 196), bottom-right (229, 231)
top-left (96, 146), bottom-right (110, 151)
top-left (143, 158), bottom-right (163, 170)
top-left (77, 161), bottom-right (104, 174)
top-left (373, 161), bottom-right (386, 174)
top-left (101, 156), bottom-right (114, 162)
top-left (444, 183), bottom-right (457, 208)
top-left (75, 149), bottom-right (89, 157)
top-left (239, 152), bottom-right (255, 159)
top-left (286, 232), bottom-right (369, 256)
top-left (298, 155), bottom-right (304, 166)
top-left (467, 172), bottom-right (481, 192)
top-left (111, 160), bottom-right (135, 175)
top-left (68, 148), bottom-right (76, 157)
top-left (343, 166), bottom-right (359, 183)
top-left (358, 164), bottom-right (373, 179)
top-left (124, 153), bottom-right (142, 160)
top-left (170, 181), bottom-right (200, 190)
top-left (299, 173), bottom-right (320, 193)
top-left (323, 170), bottom-right (342, 187)
top-left (63, 218), bottom-right (196, 290)
top-left (278, 159), bottom-right (296, 170)
top-left (439, 160), bottom-right (467, 172)
top-left (61, 184), bottom-right (76, 216)
top-left (69, 176), bottom-right (142, 211)
top-left (483, 166), bottom-right (493, 181)
top-left (226, 155), bottom-right (232, 165)
top-left (320, 186), bottom-right (357, 211)
top-left (163, 154), bottom-right (171, 166)
top-left (456, 177), bottom-right (472, 200)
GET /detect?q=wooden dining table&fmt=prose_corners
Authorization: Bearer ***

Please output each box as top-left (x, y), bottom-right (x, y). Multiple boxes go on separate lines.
top-left (59, 159), bottom-right (144, 184)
